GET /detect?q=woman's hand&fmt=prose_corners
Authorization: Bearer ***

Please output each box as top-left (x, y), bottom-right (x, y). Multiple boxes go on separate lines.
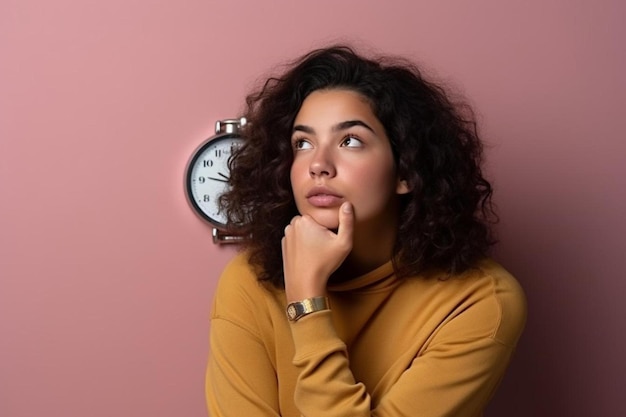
top-left (282, 202), bottom-right (354, 302)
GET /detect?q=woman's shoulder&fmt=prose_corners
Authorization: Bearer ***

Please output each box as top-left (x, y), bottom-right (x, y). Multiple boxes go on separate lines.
top-left (417, 258), bottom-right (524, 296)
top-left (216, 252), bottom-right (271, 294)
top-left (212, 252), bottom-right (279, 314)
top-left (411, 258), bottom-right (527, 347)
top-left (467, 258), bottom-right (527, 346)
top-left (219, 252), bottom-right (256, 281)
top-left (210, 253), bottom-right (281, 340)
top-left (474, 259), bottom-right (525, 294)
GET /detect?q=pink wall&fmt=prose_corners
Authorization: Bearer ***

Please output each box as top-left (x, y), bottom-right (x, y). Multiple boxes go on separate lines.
top-left (1, 1), bottom-right (624, 416)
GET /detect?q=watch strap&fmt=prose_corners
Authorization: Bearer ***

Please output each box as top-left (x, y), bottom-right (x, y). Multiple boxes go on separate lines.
top-left (286, 296), bottom-right (330, 321)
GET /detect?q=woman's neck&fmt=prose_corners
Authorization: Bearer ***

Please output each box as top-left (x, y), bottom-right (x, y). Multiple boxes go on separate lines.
top-left (330, 219), bottom-right (397, 282)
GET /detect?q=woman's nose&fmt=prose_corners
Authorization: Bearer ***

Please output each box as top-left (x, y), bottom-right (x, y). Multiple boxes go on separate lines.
top-left (309, 148), bottom-right (336, 178)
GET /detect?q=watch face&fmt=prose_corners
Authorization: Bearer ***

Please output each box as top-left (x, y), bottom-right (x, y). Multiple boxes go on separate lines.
top-left (186, 134), bottom-right (243, 226)
top-left (287, 304), bottom-right (297, 320)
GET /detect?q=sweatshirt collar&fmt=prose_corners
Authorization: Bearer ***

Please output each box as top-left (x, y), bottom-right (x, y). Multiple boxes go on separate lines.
top-left (328, 260), bottom-right (397, 293)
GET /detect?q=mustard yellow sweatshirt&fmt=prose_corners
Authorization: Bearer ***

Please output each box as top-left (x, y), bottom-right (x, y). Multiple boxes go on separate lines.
top-left (206, 253), bottom-right (526, 417)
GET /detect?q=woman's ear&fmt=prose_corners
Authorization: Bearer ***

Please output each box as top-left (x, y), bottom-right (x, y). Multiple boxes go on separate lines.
top-left (396, 178), bottom-right (411, 195)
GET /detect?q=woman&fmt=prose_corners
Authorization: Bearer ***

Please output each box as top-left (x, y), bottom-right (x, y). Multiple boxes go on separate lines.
top-left (206, 45), bottom-right (526, 417)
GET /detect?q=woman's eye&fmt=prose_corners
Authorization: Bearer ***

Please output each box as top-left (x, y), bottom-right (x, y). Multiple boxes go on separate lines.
top-left (341, 136), bottom-right (363, 148)
top-left (293, 139), bottom-right (312, 150)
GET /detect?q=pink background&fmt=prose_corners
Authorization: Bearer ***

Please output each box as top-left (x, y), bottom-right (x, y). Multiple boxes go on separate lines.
top-left (1, 1), bottom-right (624, 416)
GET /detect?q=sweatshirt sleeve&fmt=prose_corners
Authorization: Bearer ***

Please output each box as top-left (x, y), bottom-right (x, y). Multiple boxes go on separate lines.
top-left (205, 259), bottom-right (281, 417)
top-left (290, 310), bottom-right (372, 415)
top-left (206, 317), bottom-right (281, 417)
top-left (289, 272), bottom-right (527, 417)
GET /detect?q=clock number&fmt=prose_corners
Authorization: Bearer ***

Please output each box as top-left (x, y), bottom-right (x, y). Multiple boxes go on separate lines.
top-left (203, 195), bottom-right (210, 202)
top-left (198, 177), bottom-right (205, 184)
top-left (203, 159), bottom-right (213, 167)
top-left (215, 149), bottom-right (222, 158)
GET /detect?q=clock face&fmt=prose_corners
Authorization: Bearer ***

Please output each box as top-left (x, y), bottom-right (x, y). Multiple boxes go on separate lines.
top-left (186, 134), bottom-right (243, 226)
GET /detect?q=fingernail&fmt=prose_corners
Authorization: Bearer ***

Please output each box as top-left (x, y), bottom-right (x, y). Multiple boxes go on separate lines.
top-left (342, 202), bottom-right (352, 213)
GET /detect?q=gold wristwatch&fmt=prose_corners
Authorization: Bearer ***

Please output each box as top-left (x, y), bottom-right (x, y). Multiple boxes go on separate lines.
top-left (286, 296), bottom-right (330, 321)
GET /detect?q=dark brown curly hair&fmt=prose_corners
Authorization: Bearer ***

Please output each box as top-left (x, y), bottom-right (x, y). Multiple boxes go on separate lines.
top-left (220, 45), bottom-right (497, 288)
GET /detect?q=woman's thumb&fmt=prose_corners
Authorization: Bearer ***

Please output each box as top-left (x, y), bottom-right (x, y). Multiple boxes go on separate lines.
top-left (337, 202), bottom-right (354, 246)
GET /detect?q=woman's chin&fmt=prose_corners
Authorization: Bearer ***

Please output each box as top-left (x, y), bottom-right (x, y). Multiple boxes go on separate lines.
top-left (309, 211), bottom-right (339, 230)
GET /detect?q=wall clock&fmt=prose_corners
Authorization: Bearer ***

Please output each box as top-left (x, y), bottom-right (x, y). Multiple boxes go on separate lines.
top-left (185, 117), bottom-right (246, 244)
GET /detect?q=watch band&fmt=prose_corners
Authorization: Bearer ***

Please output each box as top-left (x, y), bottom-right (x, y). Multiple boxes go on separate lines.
top-left (286, 296), bottom-right (330, 321)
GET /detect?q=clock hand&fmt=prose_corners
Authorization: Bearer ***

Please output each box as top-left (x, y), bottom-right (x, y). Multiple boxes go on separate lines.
top-left (207, 172), bottom-right (230, 183)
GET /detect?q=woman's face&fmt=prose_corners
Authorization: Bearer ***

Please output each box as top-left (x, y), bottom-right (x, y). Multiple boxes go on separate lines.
top-left (290, 89), bottom-right (409, 235)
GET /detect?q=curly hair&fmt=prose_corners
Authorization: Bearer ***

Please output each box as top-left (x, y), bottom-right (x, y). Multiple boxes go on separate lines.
top-left (220, 45), bottom-right (497, 288)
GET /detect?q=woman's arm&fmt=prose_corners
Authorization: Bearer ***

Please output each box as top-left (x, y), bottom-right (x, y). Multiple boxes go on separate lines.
top-left (289, 288), bottom-right (525, 417)
top-left (205, 258), bottom-right (282, 417)
top-left (206, 316), bottom-right (280, 416)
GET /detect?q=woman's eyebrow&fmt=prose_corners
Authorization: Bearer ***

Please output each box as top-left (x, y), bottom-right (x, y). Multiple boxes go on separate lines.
top-left (292, 120), bottom-right (375, 135)
top-left (333, 120), bottom-right (375, 133)
top-left (292, 124), bottom-right (314, 134)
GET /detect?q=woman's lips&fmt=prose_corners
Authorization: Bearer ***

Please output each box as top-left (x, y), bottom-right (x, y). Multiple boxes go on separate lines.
top-left (306, 186), bottom-right (343, 207)
top-left (307, 194), bottom-right (343, 207)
